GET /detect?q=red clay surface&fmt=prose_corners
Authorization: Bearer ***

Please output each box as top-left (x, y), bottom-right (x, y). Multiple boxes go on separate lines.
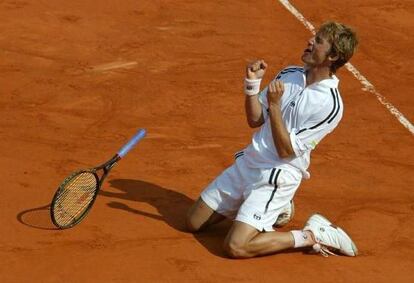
top-left (1, 0), bottom-right (413, 282)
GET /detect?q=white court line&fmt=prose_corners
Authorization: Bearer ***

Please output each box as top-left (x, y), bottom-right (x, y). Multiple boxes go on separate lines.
top-left (278, 0), bottom-right (414, 135)
top-left (90, 61), bottom-right (138, 72)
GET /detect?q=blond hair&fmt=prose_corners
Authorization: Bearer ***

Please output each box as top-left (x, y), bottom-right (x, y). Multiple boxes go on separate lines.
top-left (318, 21), bottom-right (358, 73)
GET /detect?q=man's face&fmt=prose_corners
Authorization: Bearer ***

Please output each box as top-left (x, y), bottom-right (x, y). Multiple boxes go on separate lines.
top-left (301, 33), bottom-right (333, 68)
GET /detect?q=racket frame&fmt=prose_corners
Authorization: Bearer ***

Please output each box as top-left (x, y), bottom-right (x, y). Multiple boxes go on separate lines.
top-left (50, 129), bottom-right (146, 229)
top-left (50, 154), bottom-right (120, 229)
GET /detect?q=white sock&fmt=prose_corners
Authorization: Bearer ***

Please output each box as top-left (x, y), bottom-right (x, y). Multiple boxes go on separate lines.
top-left (291, 230), bottom-right (310, 248)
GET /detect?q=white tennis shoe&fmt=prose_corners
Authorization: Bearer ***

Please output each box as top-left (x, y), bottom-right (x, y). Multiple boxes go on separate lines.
top-left (274, 200), bottom-right (295, 227)
top-left (304, 213), bottom-right (358, 257)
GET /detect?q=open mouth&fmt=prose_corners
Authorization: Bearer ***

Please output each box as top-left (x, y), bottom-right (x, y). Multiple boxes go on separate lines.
top-left (304, 48), bottom-right (312, 53)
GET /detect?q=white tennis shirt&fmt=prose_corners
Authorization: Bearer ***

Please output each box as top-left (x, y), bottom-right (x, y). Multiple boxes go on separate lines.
top-left (243, 66), bottom-right (343, 179)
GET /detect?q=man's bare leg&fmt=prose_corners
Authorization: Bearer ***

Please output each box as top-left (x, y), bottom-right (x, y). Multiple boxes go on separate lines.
top-left (223, 220), bottom-right (314, 258)
top-left (186, 198), bottom-right (226, 232)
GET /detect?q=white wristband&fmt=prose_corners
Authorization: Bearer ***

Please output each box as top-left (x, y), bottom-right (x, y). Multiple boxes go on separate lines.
top-left (244, 78), bottom-right (262, 96)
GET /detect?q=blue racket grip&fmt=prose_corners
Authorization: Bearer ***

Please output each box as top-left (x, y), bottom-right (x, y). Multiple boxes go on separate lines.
top-left (117, 129), bottom-right (146, 158)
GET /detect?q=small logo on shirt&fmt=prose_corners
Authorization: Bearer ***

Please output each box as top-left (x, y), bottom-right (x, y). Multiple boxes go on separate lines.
top-left (289, 101), bottom-right (296, 108)
top-left (253, 213), bottom-right (262, 220)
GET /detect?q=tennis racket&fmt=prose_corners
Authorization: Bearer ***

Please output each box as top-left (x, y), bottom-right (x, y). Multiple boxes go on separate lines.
top-left (50, 129), bottom-right (146, 229)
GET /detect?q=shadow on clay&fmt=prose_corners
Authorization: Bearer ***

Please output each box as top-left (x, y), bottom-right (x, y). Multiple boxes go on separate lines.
top-left (16, 204), bottom-right (59, 230)
top-left (100, 178), bottom-right (230, 257)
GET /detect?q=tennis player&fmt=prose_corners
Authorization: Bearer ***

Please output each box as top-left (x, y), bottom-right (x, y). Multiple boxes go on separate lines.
top-left (186, 21), bottom-right (358, 258)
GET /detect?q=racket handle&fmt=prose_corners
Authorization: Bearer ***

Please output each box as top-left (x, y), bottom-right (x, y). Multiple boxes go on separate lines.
top-left (117, 129), bottom-right (146, 158)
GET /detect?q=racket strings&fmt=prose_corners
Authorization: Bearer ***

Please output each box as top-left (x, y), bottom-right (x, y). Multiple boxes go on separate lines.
top-left (53, 172), bottom-right (98, 227)
top-left (56, 174), bottom-right (96, 224)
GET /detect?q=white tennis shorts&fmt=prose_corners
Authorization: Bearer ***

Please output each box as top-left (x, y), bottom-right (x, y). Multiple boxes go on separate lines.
top-left (201, 153), bottom-right (302, 231)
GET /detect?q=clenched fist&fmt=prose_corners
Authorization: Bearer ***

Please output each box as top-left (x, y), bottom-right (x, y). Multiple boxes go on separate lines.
top-left (267, 80), bottom-right (285, 106)
top-left (246, 60), bottom-right (267, 80)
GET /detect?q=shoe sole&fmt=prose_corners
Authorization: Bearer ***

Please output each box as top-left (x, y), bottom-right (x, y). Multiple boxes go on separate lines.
top-left (307, 213), bottom-right (358, 257)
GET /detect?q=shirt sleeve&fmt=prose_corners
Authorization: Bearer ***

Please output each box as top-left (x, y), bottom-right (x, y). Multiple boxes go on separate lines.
top-left (289, 98), bottom-right (343, 157)
top-left (258, 86), bottom-right (269, 120)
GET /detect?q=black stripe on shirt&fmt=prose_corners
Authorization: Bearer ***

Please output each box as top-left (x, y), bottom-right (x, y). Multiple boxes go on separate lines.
top-left (265, 169), bottom-right (281, 212)
top-left (276, 69), bottom-right (304, 80)
top-left (234, 151), bottom-right (244, 159)
top-left (281, 67), bottom-right (305, 73)
top-left (328, 88), bottom-right (341, 124)
top-left (308, 88), bottom-right (338, 129)
top-left (296, 128), bottom-right (306, 135)
top-left (268, 168), bottom-right (276, 185)
top-left (295, 88), bottom-right (339, 135)
top-left (276, 67), bottom-right (305, 80)
top-left (235, 154), bottom-right (243, 159)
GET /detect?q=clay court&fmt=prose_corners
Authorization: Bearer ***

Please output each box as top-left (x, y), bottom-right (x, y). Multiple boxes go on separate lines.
top-left (1, 0), bottom-right (413, 282)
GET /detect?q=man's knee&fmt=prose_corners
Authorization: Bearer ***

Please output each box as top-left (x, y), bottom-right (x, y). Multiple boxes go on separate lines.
top-left (223, 221), bottom-right (260, 259)
top-left (223, 238), bottom-right (250, 259)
